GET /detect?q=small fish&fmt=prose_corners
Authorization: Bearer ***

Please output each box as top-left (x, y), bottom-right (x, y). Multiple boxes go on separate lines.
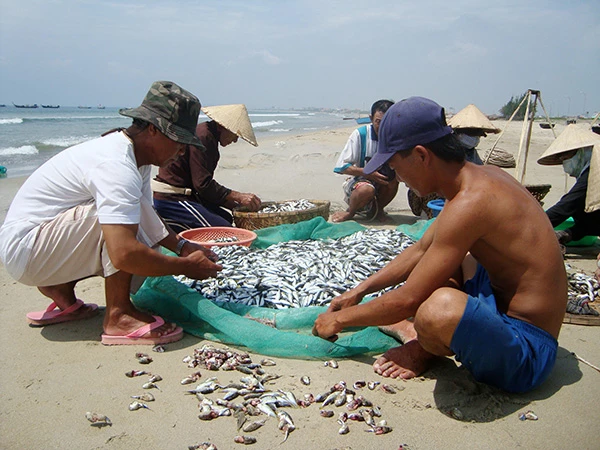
top-left (368, 425), bottom-right (393, 435)
top-left (85, 412), bottom-right (112, 426)
top-left (381, 384), bottom-right (396, 394)
top-left (367, 381), bottom-right (380, 390)
top-left (300, 375), bottom-right (310, 385)
top-left (131, 393), bottom-right (155, 402)
top-left (518, 410), bottom-right (538, 421)
top-left (142, 382), bottom-right (161, 391)
top-left (338, 419), bottom-right (349, 435)
top-left (260, 358), bottom-right (276, 366)
top-left (320, 410), bottom-right (334, 418)
top-left (125, 370), bottom-right (147, 378)
top-left (188, 443), bottom-right (217, 450)
top-left (324, 360), bottom-right (339, 369)
top-left (242, 419), bottom-right (266, 432)
top-left (233, 435), bottom-right (257, 445)
top-left (152, 345), bottom-right (165, 353)
top-left (135, 352), bottom-right (153, 364)
top-left (148, 374), bottom-right (162, 383)
top-left (353, 380), bottom-right (366, 389)
top-left (129, 401), bottom-right (151, 411)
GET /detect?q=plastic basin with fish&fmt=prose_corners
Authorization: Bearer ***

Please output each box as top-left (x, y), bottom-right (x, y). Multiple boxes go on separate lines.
top-left (179, 227), bottom-right (257, 247)
top-left (426, 199), bottom-right (446, 218)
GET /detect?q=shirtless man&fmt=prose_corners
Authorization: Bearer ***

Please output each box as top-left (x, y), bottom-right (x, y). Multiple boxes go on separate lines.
top-left (313, 97), bottom-right (567, 392)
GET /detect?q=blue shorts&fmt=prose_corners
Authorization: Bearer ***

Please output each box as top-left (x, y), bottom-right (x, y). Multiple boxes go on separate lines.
top-left (450, 265), bottom-right (558, 393)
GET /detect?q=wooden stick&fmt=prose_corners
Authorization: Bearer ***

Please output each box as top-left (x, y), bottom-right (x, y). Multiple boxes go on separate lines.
top-left (484, 93), bottom-right (529, 165)
top-left (572, 352), bottom-right (600, 373)
top-left (514, 90), bottom-right (532, 182)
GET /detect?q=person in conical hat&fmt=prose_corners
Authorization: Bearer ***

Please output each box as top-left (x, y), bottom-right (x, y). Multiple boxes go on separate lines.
top-left (537, 124), bottom-right (600, 247)
top-left (153, 104), bottom-right (262, 231)
top-left (448, 103), bottom-right (500, 165)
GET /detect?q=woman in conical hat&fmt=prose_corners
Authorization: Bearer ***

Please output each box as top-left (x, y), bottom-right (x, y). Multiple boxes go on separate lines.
top-left (448, 104), bottom-right (500, 165)
top-left (153, 104), bottom-right (262, 231)
top-left (537, 124), bottom-right (600, 247)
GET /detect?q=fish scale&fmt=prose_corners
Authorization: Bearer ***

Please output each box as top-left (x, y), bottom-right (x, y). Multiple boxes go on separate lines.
top-left (176, 229), bottom-right (413, 308)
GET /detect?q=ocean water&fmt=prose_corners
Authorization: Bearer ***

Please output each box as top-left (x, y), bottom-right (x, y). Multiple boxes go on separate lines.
top-left (0, 106), bottom-right (354, 179)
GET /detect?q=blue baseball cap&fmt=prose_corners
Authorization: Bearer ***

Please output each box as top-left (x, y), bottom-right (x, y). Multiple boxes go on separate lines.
top-left (364, 96), bottom-right (453, 174)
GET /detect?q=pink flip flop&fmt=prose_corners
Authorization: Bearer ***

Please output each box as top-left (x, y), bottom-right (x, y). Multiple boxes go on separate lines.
top-left (27, 299), bottom-right (99, 326)
top-left (101, 315), bottom-right (183, 346)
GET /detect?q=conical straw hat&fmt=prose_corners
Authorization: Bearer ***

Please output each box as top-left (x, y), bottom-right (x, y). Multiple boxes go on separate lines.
top-left (201, 104), bottom-right (258, 146)
top-left (586, 147), bottom-right (600, 212)
top-left (537, 124), bottom-right (600, 165)
top-left (448, 104), bottom-right (500, 133)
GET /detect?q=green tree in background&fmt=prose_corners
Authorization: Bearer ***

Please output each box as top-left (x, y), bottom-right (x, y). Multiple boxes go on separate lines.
top-left (499, 93), bottom-right (532, 120)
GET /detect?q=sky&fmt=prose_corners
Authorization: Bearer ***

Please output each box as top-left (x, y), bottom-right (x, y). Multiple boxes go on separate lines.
top-left (0, 0), bottom-right (598, 116)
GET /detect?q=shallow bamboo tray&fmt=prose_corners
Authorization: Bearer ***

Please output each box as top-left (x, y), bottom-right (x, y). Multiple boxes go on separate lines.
top-left (233, 200), bottom-right (331, 230)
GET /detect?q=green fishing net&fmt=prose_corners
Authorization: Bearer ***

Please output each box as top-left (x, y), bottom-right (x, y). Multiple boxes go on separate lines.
top-left (132, 216), bottom-right (434, 359)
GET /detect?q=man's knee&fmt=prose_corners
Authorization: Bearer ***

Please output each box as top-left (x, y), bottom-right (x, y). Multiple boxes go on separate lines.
top-left (414, 287), bottom-right (467, 339)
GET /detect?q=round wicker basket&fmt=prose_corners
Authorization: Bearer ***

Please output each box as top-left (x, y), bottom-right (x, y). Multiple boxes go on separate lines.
top-left (233, 200), bottom-right (331, 230)
top-left (525, 184), bottom-right (551, 205)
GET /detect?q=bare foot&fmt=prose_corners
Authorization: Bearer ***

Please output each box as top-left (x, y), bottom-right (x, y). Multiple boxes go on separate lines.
top-left (378, 319), bottom-right (417, 343)
top-left (375, 211), bottom-right (394, 224)
top-left (373, 340), bottom-right (435, 379)
top-left (331, 211), bottom-right (354, 223)
top-left (103, 310), bottom-right (178, 338)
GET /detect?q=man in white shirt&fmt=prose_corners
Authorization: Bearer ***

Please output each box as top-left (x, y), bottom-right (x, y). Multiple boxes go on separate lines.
top-left (0, 81), bottom-right (222, 345)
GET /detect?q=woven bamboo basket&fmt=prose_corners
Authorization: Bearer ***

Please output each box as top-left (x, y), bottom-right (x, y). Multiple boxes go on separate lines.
top-left (525, 184), bottom-right (551, 205)
top-left (233, 200), bottom-right (331, 230)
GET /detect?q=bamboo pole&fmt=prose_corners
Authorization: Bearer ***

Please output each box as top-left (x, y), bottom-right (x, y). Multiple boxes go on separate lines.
top-left (514, 90), bottom-right (532, 182)
top-left (484, 93), bottom-right (530, 165)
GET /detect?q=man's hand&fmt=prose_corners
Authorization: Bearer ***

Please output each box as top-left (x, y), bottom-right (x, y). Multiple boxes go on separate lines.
top-left (179, 239), bottom-right (222, 279)
top-left (327, 290), bottom-right (362, 312)
top-left (229, 191), bottom-right (261, 211)
top-left (365, 170), bottom-right (390, 186)
top-left (312, 311), bottom-right (341, 342)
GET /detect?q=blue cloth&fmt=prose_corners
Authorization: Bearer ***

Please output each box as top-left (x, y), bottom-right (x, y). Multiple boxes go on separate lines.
top-left (450, 265), bottom-right (558, 393)
top-left (153, 198), bottom-right (232, 233)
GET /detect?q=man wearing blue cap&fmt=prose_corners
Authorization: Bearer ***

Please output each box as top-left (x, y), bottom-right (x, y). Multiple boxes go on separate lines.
top-left (313, 97), bottom-right (567, 393)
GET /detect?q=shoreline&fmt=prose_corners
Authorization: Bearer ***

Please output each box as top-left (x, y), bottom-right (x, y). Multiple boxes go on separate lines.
top-left (1, 122), bottom-right (599, 449)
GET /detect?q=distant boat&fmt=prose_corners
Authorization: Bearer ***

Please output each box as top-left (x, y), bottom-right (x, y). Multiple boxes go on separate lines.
top-left (0, 104), bottom-right (6, 107)
top-left (97, 104), bottom-right (106, 109)
top-left (78, 106), bottom-right (92, 109)
top-left (539, 122), bottom-right (554, 129)
top-left (13, 102), bottom-right (38, 108)
top-left (41, 104), bottom-right (60, 109)
top-left (343, 116), bottom-right (371, 125)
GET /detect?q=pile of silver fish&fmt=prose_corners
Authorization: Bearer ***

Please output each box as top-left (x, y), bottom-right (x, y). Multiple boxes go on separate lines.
top-left (177, 229), bottom-right (413, 308)
top-left (182, 344), bottom-right (394, 447)
top-left (258, 199), bottom-right (318, 214)
top-left (566, 270), bottom-right (599, 316)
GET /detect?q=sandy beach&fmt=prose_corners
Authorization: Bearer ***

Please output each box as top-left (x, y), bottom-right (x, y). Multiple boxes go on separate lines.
top-left (1, 120), bottom-right (599, 450)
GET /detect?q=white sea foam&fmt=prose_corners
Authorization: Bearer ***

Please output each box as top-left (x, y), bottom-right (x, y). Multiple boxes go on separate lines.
top-left (0, 145), bottom-right (39, 156)
top-left (270, 128), bottom-right (292, 132)
top-left (252, 120), bottom-right (284, 128)
top-left (0, 118), bottom-right (23, 125)
top-left (42, 136), bottom-right (91, 147)
top-left (249, 113), bottom-right (300, 117)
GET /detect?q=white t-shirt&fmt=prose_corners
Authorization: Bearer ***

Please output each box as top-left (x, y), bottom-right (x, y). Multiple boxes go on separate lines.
top-left (333, 124), bottom-right (379, 174)
top-left (0, 131), bottom-right (152, 280)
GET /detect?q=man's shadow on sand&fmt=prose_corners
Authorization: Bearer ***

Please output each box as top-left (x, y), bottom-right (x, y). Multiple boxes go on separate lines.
top-left (353, 345), bottom-right (582, 423)
top-left (359, 346), bottom-right (581, 423)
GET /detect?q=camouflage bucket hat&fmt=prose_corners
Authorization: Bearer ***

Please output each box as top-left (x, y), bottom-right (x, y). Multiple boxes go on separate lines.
top-left (119, 81), bottom-right (204, 148)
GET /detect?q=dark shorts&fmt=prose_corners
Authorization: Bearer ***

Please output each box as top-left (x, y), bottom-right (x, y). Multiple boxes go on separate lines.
top-left (153, 198), bottom-right (233, 234)
top-left (450, 265), bottom-right (558, 393)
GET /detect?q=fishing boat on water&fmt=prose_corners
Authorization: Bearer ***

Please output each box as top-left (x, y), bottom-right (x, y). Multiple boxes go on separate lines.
top-left (41, 104), bottom-right (60, 109)
top-left (13, 102), bottom-right (38, 108)
top-left (342, 116), bottom-right (371, 125)
top-left (78, 106), bottom-right (92, 109)
top-left (97, 104), bottom-right (106, 109)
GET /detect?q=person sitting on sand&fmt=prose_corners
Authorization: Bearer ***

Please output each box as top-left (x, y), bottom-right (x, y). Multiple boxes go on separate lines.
top-left (536, 124), bottom-right (600, 248)
top-left (0, 81), bottom-right (222, 345)
top-left (332, 99), bottom-right (399, 223)
top-left (153, 104), bottom-right (261, 232)
top-left (313, 96), bottom-right (567, 393)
